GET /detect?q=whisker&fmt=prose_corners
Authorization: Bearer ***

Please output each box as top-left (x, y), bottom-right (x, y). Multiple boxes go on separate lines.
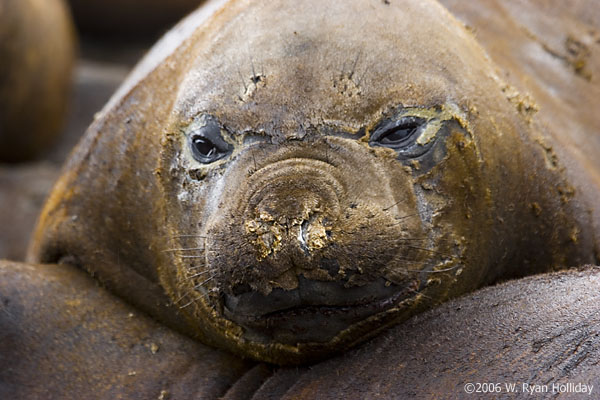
top-left (180, 255), bottom-right (206, 259)
top-left (382, 200), bottom-right (403, 212)
top-left (395, 212), bottom-right (420, 220)
top-left (173, 292), bottom-right (189, 305)
top-left (179, 299), bottom-right (195, 309)
top-left (392, 237), bottom-right (455, 245)
top-left (187, 270), bottom-right (212, 278)
top-left (167, 234), bottom-right (210, 238)
top-left (186, 265), bottom-right (209, 270)
top-left (194, 276), bottom-right (215, 290)
top-left (427, 265), bottom-right (461, 273)
top-left (385, 222), bottom-right (404, 228)
top-left (339, 59), bottom-right (347, 81)
top-left (237, 67), bottom-right (247, 92)
top-left (356, 62), bottom-right (370, 87)
top-left (382, 214), bottom-right (420, 227)
top-left (165, 235), bottom-right (226, 242)
top-left (348, 50), bottom-right (362, 80)
top-left (406, 245), bottom-right (452, 257)
top-left (410, 288), bottom-right (432, 301)
top-left (162, 247), bottom-right (205, 253)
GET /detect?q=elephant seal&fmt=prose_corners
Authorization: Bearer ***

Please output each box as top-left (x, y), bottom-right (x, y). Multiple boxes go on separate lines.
top-left (0, 0), bottom-right (75, 162)
top-left (28, 0), bottom-right (599, 365)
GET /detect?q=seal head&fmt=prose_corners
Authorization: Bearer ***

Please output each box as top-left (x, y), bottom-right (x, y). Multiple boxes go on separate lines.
top-left (29, 0), bottom-right (597, 364)
top-left (155, 0), bottom-right (596, 363)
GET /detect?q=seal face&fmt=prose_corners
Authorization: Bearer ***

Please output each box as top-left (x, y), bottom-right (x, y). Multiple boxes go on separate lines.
top-left (171, 106), bottom-right (464, 346)
top-left (29, 0), bottom-right (597, 365)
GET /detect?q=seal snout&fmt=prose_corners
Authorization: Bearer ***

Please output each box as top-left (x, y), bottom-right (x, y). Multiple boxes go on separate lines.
top-left (244, 159), bottom-right (341, 261)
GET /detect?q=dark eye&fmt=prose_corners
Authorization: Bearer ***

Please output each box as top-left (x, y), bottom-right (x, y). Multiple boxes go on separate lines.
top-left (192, 136), bottom-right (219, 158)
top-left (378, 121), bottom-right (420, 145)
top-left (369, 116), bottom-right (425, 150)
top-left (188, 120), bottom-right (232, 164)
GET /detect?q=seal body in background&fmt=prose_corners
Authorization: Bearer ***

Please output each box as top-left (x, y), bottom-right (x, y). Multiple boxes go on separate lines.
top-left (0, 0), bottom-right (76, 162)
top-left (28, 0), bottom-right (600, 364)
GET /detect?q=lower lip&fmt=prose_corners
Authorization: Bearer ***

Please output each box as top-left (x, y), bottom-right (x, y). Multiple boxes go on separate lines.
top-left (223, 286), bottom-right (415, 344)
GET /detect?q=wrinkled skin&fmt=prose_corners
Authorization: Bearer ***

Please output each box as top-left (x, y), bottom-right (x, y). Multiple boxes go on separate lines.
top-left (0, 0), bottom-right (75, 162)
top-left (28, 0), bottom-right (599, 365)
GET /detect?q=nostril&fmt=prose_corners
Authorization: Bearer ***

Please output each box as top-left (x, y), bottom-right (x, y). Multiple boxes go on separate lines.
top-left (298, 220), bottom-right (310, 252)
top-left (296, 215), bottom-right (331, 253)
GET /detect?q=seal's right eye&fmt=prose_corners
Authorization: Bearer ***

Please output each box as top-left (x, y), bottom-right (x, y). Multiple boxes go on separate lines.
top-left (189, 121), bottom-right (233, 164)
top-left (192, 136), bottom-right (219, 158)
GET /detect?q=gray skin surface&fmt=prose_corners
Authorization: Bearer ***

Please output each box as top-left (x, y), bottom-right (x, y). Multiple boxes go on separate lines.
top-left (1, 260), bottom-right (598, 399)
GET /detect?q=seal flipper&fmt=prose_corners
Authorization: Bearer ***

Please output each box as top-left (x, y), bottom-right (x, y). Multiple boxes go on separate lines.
top-left (0, 260), bottom-right (253, 399)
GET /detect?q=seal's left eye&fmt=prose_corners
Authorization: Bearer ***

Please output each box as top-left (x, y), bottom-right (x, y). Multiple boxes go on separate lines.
top-left (369, 116), bottom-right (425, 150)
top-left (189, 121), bottom-right (232, 164)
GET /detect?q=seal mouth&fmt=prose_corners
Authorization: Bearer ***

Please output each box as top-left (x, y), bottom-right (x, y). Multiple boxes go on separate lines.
top-left (222, 276), bottom-right (417, 344)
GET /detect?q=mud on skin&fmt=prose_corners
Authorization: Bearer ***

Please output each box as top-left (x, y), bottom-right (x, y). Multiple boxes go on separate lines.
top-left (28, 0), bottom-right (598, 365)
